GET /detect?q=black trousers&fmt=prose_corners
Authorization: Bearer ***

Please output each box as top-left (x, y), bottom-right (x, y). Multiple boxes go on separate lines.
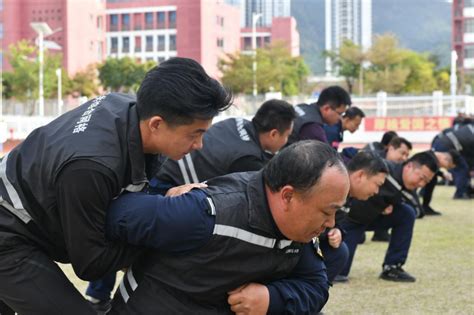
top-left (421, 175), bottom-right (437, 207)
top-left (0, 208), bottom-right (95, 315)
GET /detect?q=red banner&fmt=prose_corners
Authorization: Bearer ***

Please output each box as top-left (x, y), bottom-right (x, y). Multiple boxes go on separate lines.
top-left (364, 116), bottom-right (454, 132)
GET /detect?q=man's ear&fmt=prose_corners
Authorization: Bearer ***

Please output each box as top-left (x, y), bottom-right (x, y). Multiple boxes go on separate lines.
top-left (280, 185), bottom-right (295, 204)
top-left (148, 116), bottom-right (164, 133)
top-left (269, 129), bottom-right (279, 138)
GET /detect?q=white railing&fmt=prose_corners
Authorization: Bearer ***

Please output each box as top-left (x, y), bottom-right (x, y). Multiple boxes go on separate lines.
top-left (1, 92), bottom-right (472, 141)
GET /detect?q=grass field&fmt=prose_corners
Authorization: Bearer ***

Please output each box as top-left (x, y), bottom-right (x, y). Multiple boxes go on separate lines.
top-left (61, 186), bottom-right (473, 314)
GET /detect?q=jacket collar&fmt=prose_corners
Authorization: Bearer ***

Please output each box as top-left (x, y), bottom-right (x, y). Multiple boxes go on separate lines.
top-left (247, 171), bottom-right (284, 238)
top-left (127, 104), bottom-right (161, 185)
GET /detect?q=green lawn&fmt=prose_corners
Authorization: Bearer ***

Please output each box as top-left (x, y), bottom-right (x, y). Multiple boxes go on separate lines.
top-left (61, 186), bottom-right (473, 314)
top-left (323, 186), bottom-right (474, 314)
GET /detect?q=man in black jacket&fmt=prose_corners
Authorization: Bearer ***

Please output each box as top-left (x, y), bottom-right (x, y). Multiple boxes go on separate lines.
top-left (0, 58), bottom-right (232, 314)
top-left (338, 152), bottom-right (439, 282)
top-left (431, 123), bottom-right (474, 199)
top-left (287, 86), bottom-right (351, 145)
top-left (155, 99), bottom-right (296, 187)
top-left (106, 141), bottom-right (350, 314)
top-left (320, 151), bottom-right (388, 283)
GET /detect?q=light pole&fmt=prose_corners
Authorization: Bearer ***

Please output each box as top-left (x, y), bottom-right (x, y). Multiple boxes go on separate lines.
top-left (31, 22), bottom-right (53, 116)
top-left (252, 13), bottom-right (262, 98)
top-left (56, 68), bottom-right (63, 115)
top-left (450, 50), bottom-right (458, 115)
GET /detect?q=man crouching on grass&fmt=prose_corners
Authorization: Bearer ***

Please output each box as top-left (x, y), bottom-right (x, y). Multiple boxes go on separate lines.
top-left (105, 141), bottom-right (350, 314)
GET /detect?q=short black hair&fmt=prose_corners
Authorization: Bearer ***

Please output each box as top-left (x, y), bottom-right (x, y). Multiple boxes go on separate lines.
top-left (406, 151), bottom-right (439, 173)
top-left (263, 140), bottom-right (347, 194)
top-left (315, 86), bottom-right (352, 110)
top-left (447, 149), bottom-right (462, 167)
top-left (347, 151), bottom-right (388, 176)
top-left (388, 137), bottom-right (412, 150)
top-left (136, 57), bottom-right (233, 124)
top-left (343, 106), bottom-right (365, 119)
top-left (381, 131), bottom-right (398, 146)
top-left (252, 99), bottom-right (296, 134)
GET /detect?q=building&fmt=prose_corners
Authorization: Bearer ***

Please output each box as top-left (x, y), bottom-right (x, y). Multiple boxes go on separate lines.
top-left (105, 0), bottom-right (241, 78)
top-left (325, 0), bottom-right (372, 75)
top-left (236, 0), bottom-right (291, 27)
top-left (240, 16), bottom-right (299, 57)
top-left (453, 0), bottom-right (474, 75)
top-left (1, 0), bottom-right (106, 75)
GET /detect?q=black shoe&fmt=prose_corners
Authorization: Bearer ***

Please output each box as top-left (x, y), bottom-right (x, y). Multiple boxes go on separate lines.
top-left (380, 265), bottom-right (416, 283)
top-left (423, 206), bottom-right (442, 216)
top-left (372, 230), bottom-right (390, 242)
top-left (333, 275), bottom-right (349, 283)
top-left (88, 299), bottom-right (112, 315)
top-left (453, 193), bottom-right (471, 200)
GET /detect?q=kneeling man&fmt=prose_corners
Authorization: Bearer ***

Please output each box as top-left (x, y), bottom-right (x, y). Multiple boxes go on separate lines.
top-left (106, 141), bottom-right (350, 314)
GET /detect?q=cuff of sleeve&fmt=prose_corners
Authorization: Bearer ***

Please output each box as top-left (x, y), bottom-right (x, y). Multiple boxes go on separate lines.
top-left (267, 285), bottom-right (285, 314)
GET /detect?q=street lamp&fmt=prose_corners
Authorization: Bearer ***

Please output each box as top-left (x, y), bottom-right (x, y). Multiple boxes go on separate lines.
top-left (56, 68), bottom-right (63, 115)
top-left (450, 50), bottom-right (458, 115)
top-left (252, 13), bottom-right (262, 98)
top-left (31, 22), bottom-right (53, 116)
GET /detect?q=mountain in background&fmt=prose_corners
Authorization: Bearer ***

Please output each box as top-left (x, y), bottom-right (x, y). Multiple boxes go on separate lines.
top-left (291, 0), bottom-right (451, 75)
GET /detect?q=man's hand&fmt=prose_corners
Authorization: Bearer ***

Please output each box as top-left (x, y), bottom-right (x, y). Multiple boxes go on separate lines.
top-left (165, 183), bottom-right (207, 197)
top-left (382, 205), bottom-right (393, 215)
top-left (327, 228), bottom-right (342, 248)
top-left (227, 283), bottom-right (269, 315)
top-left (443, 172), bottom-right (453, 182)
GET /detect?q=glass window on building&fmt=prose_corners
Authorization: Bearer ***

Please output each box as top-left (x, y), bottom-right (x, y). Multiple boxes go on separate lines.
top-left (169, 35), bottom-right (176, 51)
top-left (158, 56), bottom-right (165, 64)
top-left (97, 16), bottom-right (103, 31)
top-left (217, 38), bottom-right (224, 48)
top-left (465, 46), bottom-right (474, 59)
top-left (145, 12), bottom-right (153, 28)
top-left (110, 14), bottom-right (118, 31)
top-left (244, 37), bottom-right (251, 50)
top-left (122, 14), bottom-right (130, 30)
top-left (122, 37), bottom-right (130, 53)
top-left (111, 37), bottom-right (118, 53)
top-left (157, 35), bottom-right (165, 51)
top-left (465, 19), bottom-right (474, 33)
top-left (466, 0), bottom-right (474, 8)
top-left (157, 11), bottom-right (165, 28)
top-left (146, 35), bottom-right (153, 52)
top-left (169, 11), bottom-right (176, 28)
top-left (0, 23), bottom-right (3, 39)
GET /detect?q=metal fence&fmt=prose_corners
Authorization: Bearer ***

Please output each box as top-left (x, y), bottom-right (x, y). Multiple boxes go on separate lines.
top-left (0, 92), bottom-right (473, 141)
top-left (230, 92), bottom-right (473, 117)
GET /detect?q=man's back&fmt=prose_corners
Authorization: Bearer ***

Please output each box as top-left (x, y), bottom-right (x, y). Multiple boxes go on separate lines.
top-left (157, 118), bottom-right (268, 185)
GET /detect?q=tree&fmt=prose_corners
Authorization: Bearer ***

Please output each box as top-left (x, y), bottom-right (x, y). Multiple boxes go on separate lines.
top-left (219, 42), bottom-right (309, 96)
top-left (400, 50), bottom-right (437, 94)
top-left (325, 39), bottom-right (366, 94)
top-left (365, 34), bottom-right (410, 94)
top-left (98, 57), bottom-right (156, 92)
top-left (3, 40), bottom-right (65, 115)
top-left (69, 64), bottom-right (100, 98)
top-left (3, 40), bottom-right (38, 102)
